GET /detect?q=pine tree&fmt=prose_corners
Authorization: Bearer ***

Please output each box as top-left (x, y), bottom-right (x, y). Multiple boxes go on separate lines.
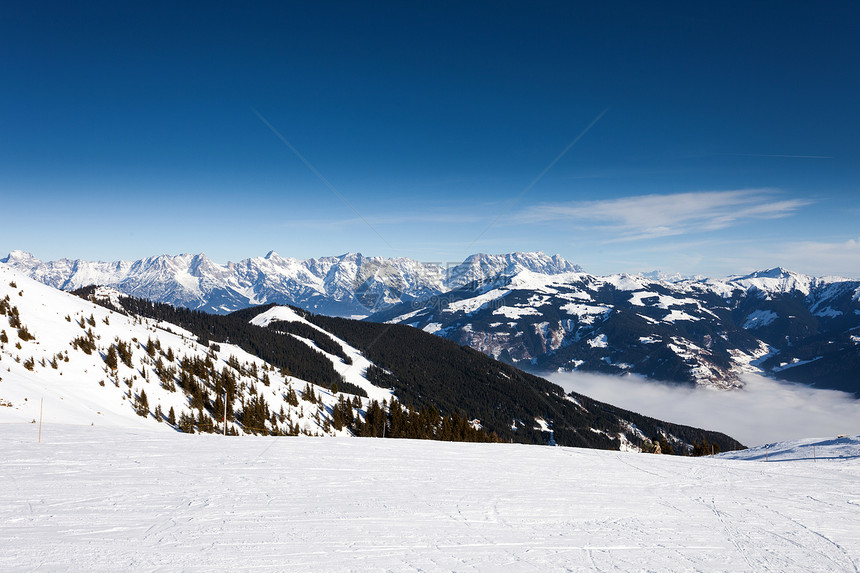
top-left (301, 382), bottom-right (315, 403)
top-left (167, 406), bottom-right (176, 426)
top-left (117, 340), bottom-right (133, 367)
top-left (285, 387), bottom-right (299, 407)
top-left (135, 389), bottom-right (149, 417)
top-left (105, 345), bottom-right (118, 370)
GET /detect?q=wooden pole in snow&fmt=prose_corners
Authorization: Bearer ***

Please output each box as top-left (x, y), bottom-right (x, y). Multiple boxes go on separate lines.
top-left (38, 398), bottom-right (43, 443)
top-left (223, 392), bottom-right (227, 436)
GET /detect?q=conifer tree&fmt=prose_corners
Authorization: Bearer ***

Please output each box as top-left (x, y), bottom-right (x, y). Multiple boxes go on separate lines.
top-left (135, 389), bottom-right (149, 417)
top-left (105, 345), bottom-right (118, 370)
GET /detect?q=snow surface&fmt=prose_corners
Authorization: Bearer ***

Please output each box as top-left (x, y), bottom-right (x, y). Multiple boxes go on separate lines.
top-left (719, 434), bottom-right (860, 463)
top-left (743, 309), bottom-right (779, 329)
top-left (492, 305), bottom-right (542, 319)
top-left (445, 289), bottom-right (508, 314)
top-left (2, 424), bottom-right (859, 572)
top-left (662, 309), bottom-right (701, 323)
top-left (587, 334), bottom-right (608, 348)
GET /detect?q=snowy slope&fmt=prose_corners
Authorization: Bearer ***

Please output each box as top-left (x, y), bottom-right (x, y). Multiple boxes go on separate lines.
top-left (0, 266), bottom-right (377, 436)
top-left (250, 305), bottom-right (393, 402)
top-left (2, 423), bottom-right (858, 572)
top-left (719, 434), bottom-right (860, 462)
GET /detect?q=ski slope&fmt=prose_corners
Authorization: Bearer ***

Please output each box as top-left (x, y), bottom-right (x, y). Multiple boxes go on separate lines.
top-left (2, 424), bottom-right (858, 572)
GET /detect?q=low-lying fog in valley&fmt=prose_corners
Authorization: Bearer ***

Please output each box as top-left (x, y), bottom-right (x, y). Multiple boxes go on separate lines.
top-left (549, 371), bottom-right (860, 447)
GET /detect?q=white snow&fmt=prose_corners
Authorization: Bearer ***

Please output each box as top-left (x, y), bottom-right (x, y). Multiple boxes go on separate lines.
top-left (813, 306), bottom-right (843, 318)
top-left (2, 424), bottom-right (859, 572)
top-left (587, 334), bottom-right (608, 348)
top-left (719, 434), bottom-right (860, 462)
top-left (743, 309), bottom-right (779, 329)
top-left (492, 305), bottom-right (542, 319)
top-left (249, 305), bottom-right (309, 327)
top-left (772, 356), bottom-right (824, 373)
top-left (662, 309), bottom-right (701, 323)
top-left (628, 291), bottom-right (698, 309)
top-left (601, 274), bottom-right (646, 291)
top-left (559, 302), bottom-right (612, 323)
top-left (445, 289), bottom-right (507, 314)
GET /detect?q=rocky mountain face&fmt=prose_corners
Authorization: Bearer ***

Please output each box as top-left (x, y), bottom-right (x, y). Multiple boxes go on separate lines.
top-left (371, 268), bottom-right (860, 394)
top-left (1, 250), bottom-right (581, 317)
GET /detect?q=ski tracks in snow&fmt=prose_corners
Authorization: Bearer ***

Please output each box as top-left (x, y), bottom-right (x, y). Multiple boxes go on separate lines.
top-left (2, 425), bottom-right (859, 572)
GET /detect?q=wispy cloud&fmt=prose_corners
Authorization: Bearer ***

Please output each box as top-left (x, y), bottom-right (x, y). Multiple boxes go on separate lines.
top-left (516, 189), bottom-right (811, 241)
top-left (725, 153), bottom-right (833, 159)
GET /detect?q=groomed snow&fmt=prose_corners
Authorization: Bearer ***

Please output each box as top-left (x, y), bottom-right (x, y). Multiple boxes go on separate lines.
top-left (2, 424), bottom-right (858, 572)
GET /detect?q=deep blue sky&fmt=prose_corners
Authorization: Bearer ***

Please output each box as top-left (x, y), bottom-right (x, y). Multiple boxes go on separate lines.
top-left (2, 2), bottom-right (859, 276)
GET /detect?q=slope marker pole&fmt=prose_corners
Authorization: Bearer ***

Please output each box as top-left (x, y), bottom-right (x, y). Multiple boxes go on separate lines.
top-left (38, 398), bottom-right (43, 443)
top-left (223, 392), bottom-right (227, 436)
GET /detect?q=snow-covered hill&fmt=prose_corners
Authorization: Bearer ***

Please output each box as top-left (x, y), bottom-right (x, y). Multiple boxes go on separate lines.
top-left (0, 264), bottom-right (386, 435)
top-left (2, 424), bottom-right (858, 572)
top-left (374, 267), bottom-right (860, 393)
top-left (719, 433), bottom-right (860, 462)
top-left (2, 250), bottom-right (581, 317)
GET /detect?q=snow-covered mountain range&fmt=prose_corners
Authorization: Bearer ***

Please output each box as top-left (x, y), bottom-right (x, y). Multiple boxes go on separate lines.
top-left (372, 267), bottom-right (860, 394)
top-left (6, 249), bottom-right (858, 394)
top-left (0, 264), bottom-right (741, 452)
top-left (1, 250), bottom-right (581, 317)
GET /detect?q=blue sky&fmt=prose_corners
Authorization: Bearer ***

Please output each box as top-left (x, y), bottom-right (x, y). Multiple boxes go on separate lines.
top-left (2, 2), bottom-right (859, 277)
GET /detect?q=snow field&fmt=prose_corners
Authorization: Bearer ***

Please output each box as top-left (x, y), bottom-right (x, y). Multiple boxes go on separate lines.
top-left (2, 424), bottom-right (858, 572)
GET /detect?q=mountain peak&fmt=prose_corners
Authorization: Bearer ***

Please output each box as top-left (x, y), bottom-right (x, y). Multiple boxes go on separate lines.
top-left (741, 267), bottom-right (799, 280)
top-left (1, 250), bottom-right (41, 265)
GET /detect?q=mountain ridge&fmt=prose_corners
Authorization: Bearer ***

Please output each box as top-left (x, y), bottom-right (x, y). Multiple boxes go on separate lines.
top-left (372, 268), bottom-right (860, 394)
top-left (1, 250), bottom-right (583, 317)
